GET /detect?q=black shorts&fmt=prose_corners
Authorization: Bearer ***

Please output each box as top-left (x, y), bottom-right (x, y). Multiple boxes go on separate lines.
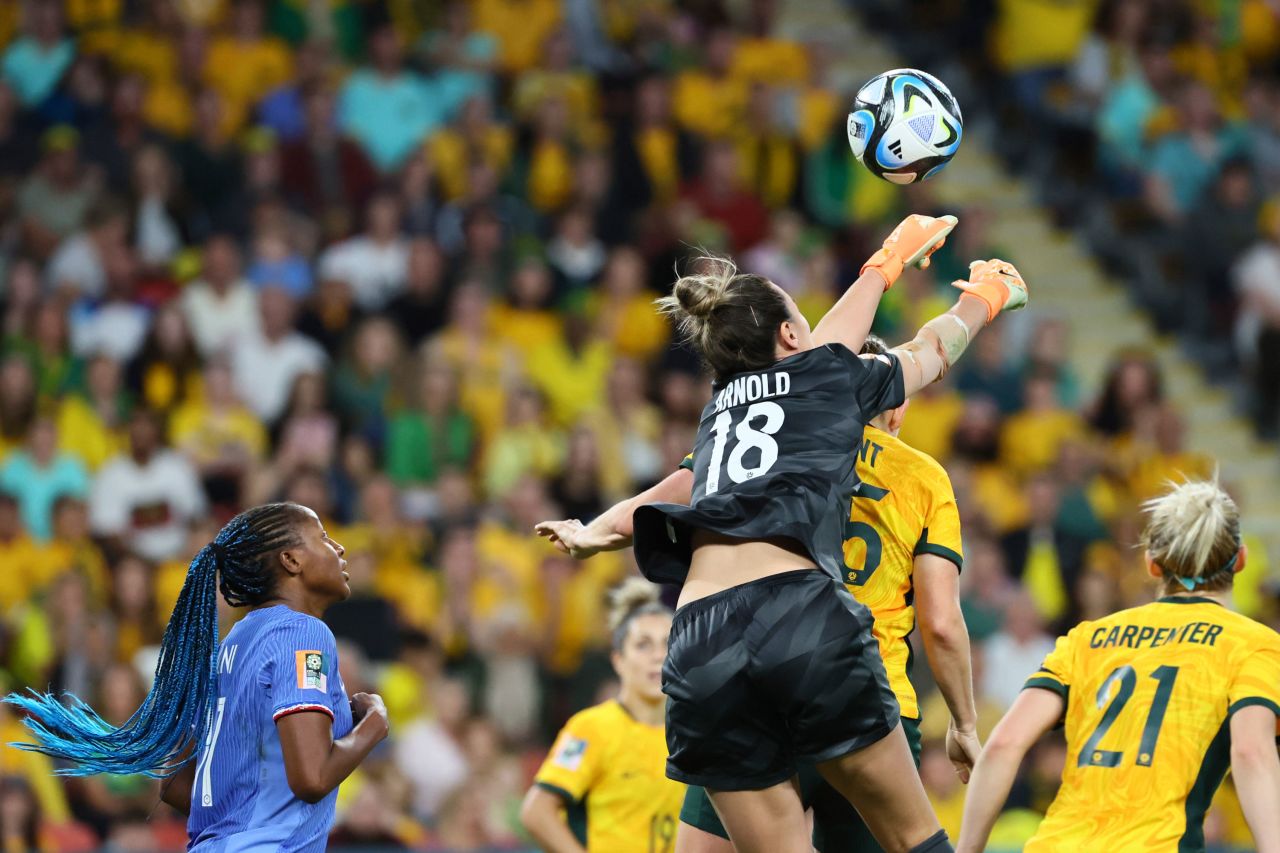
top-left (663, 570), bottom-right (900, 790)
top-left (679, 717), bottom-right (923, 851)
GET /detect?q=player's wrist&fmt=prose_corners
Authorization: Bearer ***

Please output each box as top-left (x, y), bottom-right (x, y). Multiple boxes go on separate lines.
top-left (950, 716), bottom-right (978, 734)
top-left (860, 249), bottom-right (902, 290)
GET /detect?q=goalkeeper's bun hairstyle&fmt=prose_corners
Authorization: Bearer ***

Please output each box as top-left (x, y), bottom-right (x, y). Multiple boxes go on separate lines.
top-left (1141, 478), bottom-right (1242, 594)
top-left (608, 577), bottom-right (672, 651)
top-left (656, 256), bottom-right (792, 382)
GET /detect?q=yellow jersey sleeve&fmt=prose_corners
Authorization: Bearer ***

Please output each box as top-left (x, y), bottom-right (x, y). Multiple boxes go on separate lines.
top-left (535, 712), bottom-right (602, 802)
top-left (1024, 626), bottom-right (1081, 701)
top-left (1228, 637), bottom-right (1280, 720)
top-left (915, 469), bottom-right (963, 570)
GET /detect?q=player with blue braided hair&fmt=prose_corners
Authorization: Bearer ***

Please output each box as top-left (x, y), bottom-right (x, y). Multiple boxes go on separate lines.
top-left (6, 502), bottom-right (389, 851)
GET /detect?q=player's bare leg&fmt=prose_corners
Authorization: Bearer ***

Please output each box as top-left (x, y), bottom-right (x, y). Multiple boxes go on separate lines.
top-left (816, 724), bottom-right (943, 853)
top-left (674, 821), bottom-right (735, 853)
top-left (705, 777), bottom-right (811, 853)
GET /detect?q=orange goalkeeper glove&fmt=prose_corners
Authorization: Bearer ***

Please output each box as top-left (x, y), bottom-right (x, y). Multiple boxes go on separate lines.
top-left (951, 258), bottom-right (1028, 322)
top-left (861, 213), bottom-right (958, 290)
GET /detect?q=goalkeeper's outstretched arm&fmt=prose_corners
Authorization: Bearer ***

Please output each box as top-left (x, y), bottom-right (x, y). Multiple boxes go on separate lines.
top-left (535, 467), bottom-right (694, 559)
top-left (893, 258), bottom-right (1028, 397)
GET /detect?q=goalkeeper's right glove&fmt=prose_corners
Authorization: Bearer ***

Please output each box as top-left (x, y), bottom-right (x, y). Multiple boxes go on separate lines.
top-left (951, 258), bottom-right (1028, 322)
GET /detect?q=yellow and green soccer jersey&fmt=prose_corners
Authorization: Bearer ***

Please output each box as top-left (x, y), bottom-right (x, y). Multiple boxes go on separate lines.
top-left (843, 426), bottom-right (963, 719)
top-left (534, 700), bottom-right (685, 853)
top-left (1023, 597), bottom-right (1280, 852)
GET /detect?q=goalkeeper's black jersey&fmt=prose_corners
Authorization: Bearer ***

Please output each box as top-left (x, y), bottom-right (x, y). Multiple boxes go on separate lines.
top-left (633, 343), bottom-right (905, 585)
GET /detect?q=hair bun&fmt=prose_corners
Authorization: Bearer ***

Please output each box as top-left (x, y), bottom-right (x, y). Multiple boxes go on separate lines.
top-left (674, 275), bottom-right (720, 318)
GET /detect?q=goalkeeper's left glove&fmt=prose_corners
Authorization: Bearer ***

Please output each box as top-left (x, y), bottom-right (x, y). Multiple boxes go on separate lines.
top-left (861, 213), bottom-right (958, 290)
top-left (951, 258), bottom-right (1028, 322)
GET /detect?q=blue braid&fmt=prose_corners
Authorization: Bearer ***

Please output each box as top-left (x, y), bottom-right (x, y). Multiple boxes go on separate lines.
top-left (5, 503), bottom-right (307, 777)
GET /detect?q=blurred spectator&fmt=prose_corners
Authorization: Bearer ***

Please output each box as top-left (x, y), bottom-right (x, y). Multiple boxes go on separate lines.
top-left (330, 317), bottom-right (402, 442)
top-left (337, 26), bottom-right (440, 173)
top-left (82, 75), bottom-right (163, 198)
top-left (385, 360), bottom-right (474, 491)
top-left (54, 354), bottom-right (128, 471)
top-left (981, 590), bottom-right (1056, 709)
top-left (279, 83), bottom-right (376, 222)
top-left (682, 140), bottom-right (768, 252)
top-left (270, 372), bottom-right (338, 476)
top-left (0, 355), bottom-right (36, 456)
top-left (126, 302), bottom-right (200, 416)
top-left (245, 223), bottom-right (312, 300)
top-left (546, 207), bottom-right (606, 295)
top-left (87, 408), bottom-right (205, 562)
top-left (393, 675), bottom-right (470, 822)
top-left (999, 369), bottom-right (1087, 476)
top-left (66, 243), bottom-right (148, 362)
top-left (472, 0), bottom-right (563, 75)
top-left (955, 324), bottom-right (1023, 414)
top-left (1001, 474), bottom-right (1090, 625)
top-left (1144, 81), bottom-right (1248, 223)
top-left (1233, 199), bottom-right (1280, 435)
top-left (419, 2), bottom-right (497, 115)
top-left (18, 126), bottom-right (98, 260)
top-left (127, 144), bottom-right (186, 273)
top-left (171, 89), bottom-right (243, 238)
top-left (1087, 350), bottom-right (1163, 437)
top-left (0, 415), bottom-right (87, 541)
top-left (203, 0), bottom-right (291, 129)
top-left (230, 287), bottom-right (326, 424)
top-left (170, 358), bottom-right (266, 511)
top-left (179, 234), bottom-right (260, 358)
top-left (428, 95), bottom-right (512, 204)
top-left (325, 555), bottom-right (400, 662)
top-left (318, 193), bottom-right (409, 312)
top-left (386, 238), bottom-right (449, 348)
top-left (588, 246), bottom-right (668, 361)
top-left (1, 2), bottom-right (73, 108)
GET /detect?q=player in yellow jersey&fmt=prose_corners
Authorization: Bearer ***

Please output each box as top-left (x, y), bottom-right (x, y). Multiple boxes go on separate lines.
top-left (521, 579), bottom-right (685, 853)
top-left (957, 479), bottom-right (1280, 853)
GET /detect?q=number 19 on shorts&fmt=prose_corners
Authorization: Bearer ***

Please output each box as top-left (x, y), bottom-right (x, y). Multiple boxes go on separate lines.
top-left (705, 402), bottom-right (786, 495)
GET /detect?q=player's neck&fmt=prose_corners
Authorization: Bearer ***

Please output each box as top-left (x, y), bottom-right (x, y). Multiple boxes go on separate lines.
top-left (1160, 588), bottom-right (1233, 608)
top-left (250, 589), bottom-right (330, 620)
top-left (868, 419), bottom-right (899, 437)
top-left (616, 690), bottom-right (664, 727)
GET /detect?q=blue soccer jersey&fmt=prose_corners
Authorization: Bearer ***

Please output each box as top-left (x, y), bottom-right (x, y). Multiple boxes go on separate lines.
top-left (187, 605), bottom-right (353, 852)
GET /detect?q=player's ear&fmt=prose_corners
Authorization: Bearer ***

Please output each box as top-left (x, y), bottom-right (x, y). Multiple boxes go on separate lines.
top-left (1143, 551), bottom-right (1162, 581)
top-left (278, 546), bottom-right (304, 578)
top-left (887, 401), bottom-right (908, 432)
top-left (777, 320), bottom-right (800, 351)
top-left (1233, 544), bottom-right (1247, 575)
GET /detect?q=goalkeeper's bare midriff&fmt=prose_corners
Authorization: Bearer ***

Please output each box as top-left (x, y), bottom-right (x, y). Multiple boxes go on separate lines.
top-left (677, 530), bottom-right (819, 609)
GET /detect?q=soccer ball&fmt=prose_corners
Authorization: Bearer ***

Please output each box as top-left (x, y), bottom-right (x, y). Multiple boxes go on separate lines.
top-left (846, 68), bottom-right (963, 185)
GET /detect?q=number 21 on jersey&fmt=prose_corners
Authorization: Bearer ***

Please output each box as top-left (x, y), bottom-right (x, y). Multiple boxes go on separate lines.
top-left (705, 402), bottom-right (786, 495)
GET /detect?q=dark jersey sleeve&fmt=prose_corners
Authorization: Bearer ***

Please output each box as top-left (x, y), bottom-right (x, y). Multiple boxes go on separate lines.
top-left (828, 344), bottom-right (905, 418)
top-left (679, 453), bottom-right (694, 472)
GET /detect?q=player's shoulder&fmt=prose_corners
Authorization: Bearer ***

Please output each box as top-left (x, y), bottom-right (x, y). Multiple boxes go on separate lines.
top-left (259, 606), bottom-right (337, 645)
top-left (559, 700), bottom-right (627, 746)
top-left (879, 431), bottom-right (952, 490)
top-left (1217, 606), bottom-right (1280, 646)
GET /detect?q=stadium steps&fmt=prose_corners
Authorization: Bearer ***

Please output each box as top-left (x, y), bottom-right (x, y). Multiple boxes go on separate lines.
top-left (778, 3), bottom-right (1280, 564)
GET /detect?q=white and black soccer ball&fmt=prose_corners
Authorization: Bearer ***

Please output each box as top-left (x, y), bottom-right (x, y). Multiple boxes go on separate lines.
top-left (846, 68), bottom-right (963, 185)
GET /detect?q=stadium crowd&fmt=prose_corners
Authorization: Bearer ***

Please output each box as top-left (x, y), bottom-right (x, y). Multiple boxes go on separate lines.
top-left (0, 0), bottom-right (1271, 850)
top-left (879, 0), bottom-right (1280, 438)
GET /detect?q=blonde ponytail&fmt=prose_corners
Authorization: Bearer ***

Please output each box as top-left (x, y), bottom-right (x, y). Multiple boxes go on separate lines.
top-left (1141, 478), bottom-right (1242, 593)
